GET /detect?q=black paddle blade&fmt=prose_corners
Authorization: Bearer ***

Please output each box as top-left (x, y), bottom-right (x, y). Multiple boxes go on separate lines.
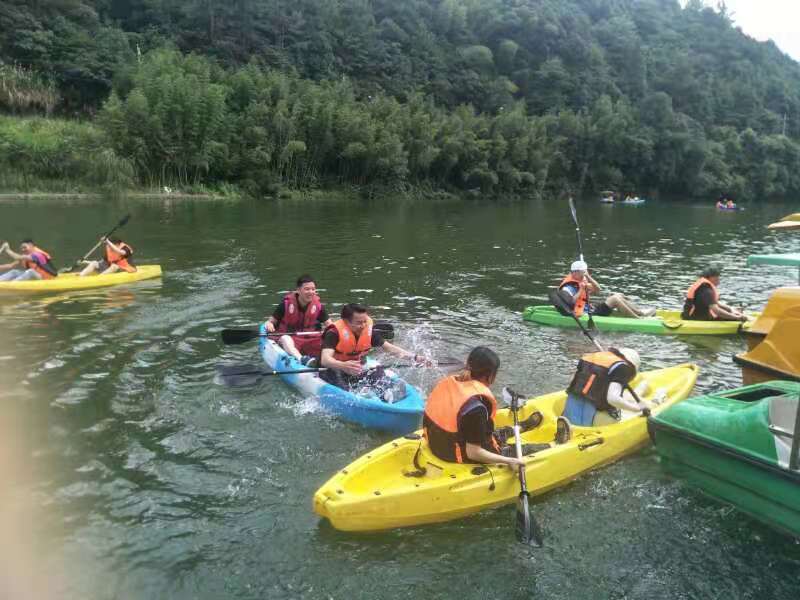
top-left (221, 328), bottom-right (261, 345)
top-left (215, 364), bottom-right (266, 387)
top-left (117, 214), bottom-right (131, 228)
top-left (515, 492), bottom-right (543, 547)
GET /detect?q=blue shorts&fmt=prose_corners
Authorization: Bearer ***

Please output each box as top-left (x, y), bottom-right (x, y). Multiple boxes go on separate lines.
top-left (562, 393), bottom-right (597, 426)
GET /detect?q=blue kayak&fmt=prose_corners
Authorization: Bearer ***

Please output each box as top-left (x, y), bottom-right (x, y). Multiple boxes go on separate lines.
top-left (258, 324), bottom-right (425, 433)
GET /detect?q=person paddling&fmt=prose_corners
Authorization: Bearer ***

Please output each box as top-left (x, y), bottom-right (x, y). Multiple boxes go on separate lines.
top-left (423, 347), bottom-right (530, 469)
top-left (319, 303), bottom-right (422, 394)
top-left (0, 239), bottom-right (58, 281)
top-left (79, 237), bottom-right (137, 276)
top-left (265, 275), bottom-right (332, 366)
top-left (561, 347), bottom-right (656, 428)
top-left (682, 266), bottom-right (746, 322)
top-left (556, 260), bottom-right (654, 319)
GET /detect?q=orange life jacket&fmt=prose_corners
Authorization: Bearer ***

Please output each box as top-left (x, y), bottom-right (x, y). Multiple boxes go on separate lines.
top-left (23, 246), bottom-right (57, 279)
top-left (423, 376), bottom-right (501, 463)
top-left (331, 317), bottom-right (374, 362)
top-left (105, 241), bottom-right (136, 273)
top-left (683, 277), bottom-right (719, 319)
top-left (566, 350), bottom-right (636, 411)
top-left (559, 274), bottom-right (588, 317)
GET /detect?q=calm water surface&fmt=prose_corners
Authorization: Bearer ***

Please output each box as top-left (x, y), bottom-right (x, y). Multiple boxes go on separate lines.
top-left (1, 196), bottom-right (799, 599)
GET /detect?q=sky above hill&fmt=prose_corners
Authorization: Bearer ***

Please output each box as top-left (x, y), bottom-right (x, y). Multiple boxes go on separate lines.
top-left (696, 0), bottom-right (800, 61)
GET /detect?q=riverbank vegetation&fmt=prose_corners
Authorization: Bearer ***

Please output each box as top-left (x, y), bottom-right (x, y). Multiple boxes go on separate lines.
top-left (1, 0), bottom-right (800, 200)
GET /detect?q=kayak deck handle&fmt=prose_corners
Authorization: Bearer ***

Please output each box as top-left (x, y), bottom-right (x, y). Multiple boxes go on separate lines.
top-left (578, 437), bottom-right (604, 451)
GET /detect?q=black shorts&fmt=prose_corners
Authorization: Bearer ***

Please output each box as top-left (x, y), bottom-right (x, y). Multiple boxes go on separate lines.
top-left (590, 302), bottom-right (613, 317)
top-left (95, 259), bottom-right (111, 271)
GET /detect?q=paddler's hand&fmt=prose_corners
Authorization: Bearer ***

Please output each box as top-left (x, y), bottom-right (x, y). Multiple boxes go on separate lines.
top-left (505, 458), bottom-right (525, 473)
top-left (412, 353), bottom-right (433, 367)
top-left (340, 360), bottom-right (363, 376)
top-left (265, 320), bottom-right (276, 333)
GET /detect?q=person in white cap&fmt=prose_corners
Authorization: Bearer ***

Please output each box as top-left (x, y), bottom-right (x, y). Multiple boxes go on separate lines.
top-left (559, 347), bottom-right (658, 428)
top-left (556, 260), bottom-right (655, 319)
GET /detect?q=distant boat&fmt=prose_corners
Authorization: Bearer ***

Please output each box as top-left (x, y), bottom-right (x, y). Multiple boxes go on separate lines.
top-left (599, 190), bottom-right (617, 203)
top-left (620, 196), bottom-right (646, 205)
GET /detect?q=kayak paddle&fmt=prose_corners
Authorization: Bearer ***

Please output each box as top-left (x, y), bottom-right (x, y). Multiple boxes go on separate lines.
top-left (503, 386), bottom-right (544, 547)
top-left (549, 289), bottom-right (603, 352)
top-left (61, 214), bottom-right (131, 273)
top-left (221, 320), bottom-right (394, 345)
top-left (567, 197), bottom-right (596, 331)
top-left (216, 363), bottom-right (329, 386)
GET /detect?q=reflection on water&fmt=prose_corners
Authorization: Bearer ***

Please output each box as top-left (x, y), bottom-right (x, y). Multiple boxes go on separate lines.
top-left (1, 196), bottom-right (799, 599)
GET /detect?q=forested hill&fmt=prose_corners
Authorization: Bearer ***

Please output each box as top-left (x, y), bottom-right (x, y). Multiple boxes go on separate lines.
top-left (2, 0), bottom-right (800, 200)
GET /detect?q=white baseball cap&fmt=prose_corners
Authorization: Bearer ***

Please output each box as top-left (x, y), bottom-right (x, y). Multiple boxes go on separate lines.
top-left (619, 348), bottom-right (641, 370)
top-left (570, 260), bottom-right (588, 272)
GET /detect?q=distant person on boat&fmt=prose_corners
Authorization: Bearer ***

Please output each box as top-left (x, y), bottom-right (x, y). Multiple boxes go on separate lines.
top-left (423, 346), bottom-right (541, 468)
top-left (726, 200), bottom-right (735, 209)
top-left (561, 347), bottom-right (656, 426)
top-left (319, 303), bottom-right (423, 394)
top-left (79, 237), bottom-right (137, 276)
top-left (682, 267), bottom-right (746, 321)
top-left (555, 260), bottom-right (655, 319)
top-left (0, 239), bottom-right (58, 281)
top-left (265, 275), bottom-right (332, 365)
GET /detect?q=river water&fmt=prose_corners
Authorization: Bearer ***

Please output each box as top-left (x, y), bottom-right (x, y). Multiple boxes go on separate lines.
top-left (1, 195), bottom-right (799, 599)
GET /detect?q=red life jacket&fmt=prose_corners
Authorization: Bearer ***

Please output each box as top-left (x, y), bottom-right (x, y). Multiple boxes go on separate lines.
top-left (559, 274), bottom-right (588, 317)
top-left (331, 317), bottom-right (373, 362)
top-left (23, 246), bottom-right (57, 279)
top-left (683, 277), bottom-right (719, 319)
top-left (423, 376), bottom-right (501, 463)
top-left (277, 292), bottom-right (323, 333)
top-left (105, 241), bottom-right (136, 273)
top-left (566, 350), bottom-right (636, 411)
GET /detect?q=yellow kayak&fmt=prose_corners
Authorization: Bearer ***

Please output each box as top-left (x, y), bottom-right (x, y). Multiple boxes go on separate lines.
top-left (0, 265), bottom-right (162, 293)
top-left (314, 363), bottom-right (699, 532)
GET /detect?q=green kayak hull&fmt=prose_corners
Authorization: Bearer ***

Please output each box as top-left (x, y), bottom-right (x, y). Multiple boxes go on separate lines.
top-left (522, 305), bottom-right (755, 336)
top-left (648, 381), bottom-right (800, 538)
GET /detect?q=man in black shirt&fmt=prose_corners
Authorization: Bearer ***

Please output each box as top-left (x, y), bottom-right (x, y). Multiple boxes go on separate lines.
top-left (682, 267), bottom-right (746, 321)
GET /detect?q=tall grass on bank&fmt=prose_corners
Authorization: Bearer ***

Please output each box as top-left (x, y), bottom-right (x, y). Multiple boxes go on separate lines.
top-left (0, 115), bottom-right (134, 192)
top-left (0, 63), bottom-right (59, 115)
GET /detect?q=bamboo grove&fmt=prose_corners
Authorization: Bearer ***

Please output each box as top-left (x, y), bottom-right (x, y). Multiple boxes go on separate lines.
top-left (2, 0), bottom-right (800, 200)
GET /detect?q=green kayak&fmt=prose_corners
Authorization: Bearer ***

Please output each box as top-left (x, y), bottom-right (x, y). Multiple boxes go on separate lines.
top-left (522, 305), bottom-right (756, 336)
top-left (648, 381), bottom-right (800, 538)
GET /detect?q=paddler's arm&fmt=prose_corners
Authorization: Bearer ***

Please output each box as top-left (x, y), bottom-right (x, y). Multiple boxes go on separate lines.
top-left (0, 261), bottom-right (17, 271)
top-left (320, 347), bottom-right (362, 375)
top-left (709, 303), bottom-right (745, 321)
top-left (584, 271), bottom-right (601, 294)
top-left (465, 443), bottom-right (524, 471)
top-left (380, 341), bottom-right (430, 365)
top-left (104, 238), bottom-right (130, 257)
top-left (2, 247), bottom-right (27, 261)
top-left (607, 382), bottom-right (652, 412)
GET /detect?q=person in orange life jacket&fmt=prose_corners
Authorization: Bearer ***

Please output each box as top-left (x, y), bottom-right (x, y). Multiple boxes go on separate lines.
top-left (423, 346), bottom-right (526, 470)
top-left (319, 303), bottom-right (423, 392)
top-left (265, 275), bottom-right (332, 366)
top-left (681, 266), bottom-right (745, 322)
top-left (0, 239), bottom-right (58, 281)
top-left (556, 260), bottom-right (655, 319)
top-left (561, 347), bottom-right (658, 427)
top-left (79, 237), bottom-right (137, 276)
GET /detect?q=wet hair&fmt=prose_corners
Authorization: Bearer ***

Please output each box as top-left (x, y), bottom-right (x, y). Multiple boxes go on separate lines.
top-left (466, 346), bottom-right (500, 383)
top-left (20, 238), bottom-right (34, 245)
top-left (341, 303), bottom-right (368, 320)
top-left (701, 266), bottom-right (721, 278)
top-left (109, 237), bottom-right (122, 244)
top-left (296, 274), bottom-right (316, 288)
